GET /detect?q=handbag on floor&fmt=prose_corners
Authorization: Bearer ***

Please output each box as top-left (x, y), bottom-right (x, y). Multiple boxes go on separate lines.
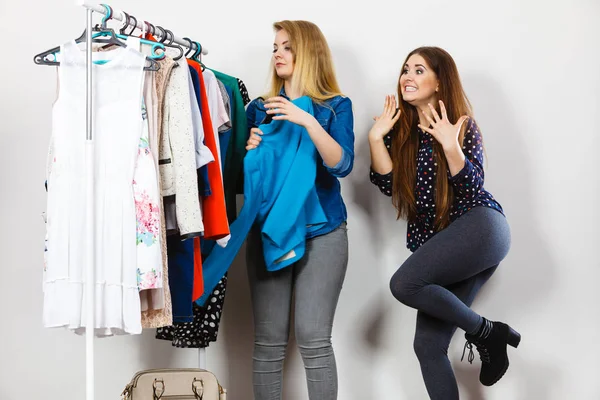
top-left (121, 368), bottom-right (227, 399)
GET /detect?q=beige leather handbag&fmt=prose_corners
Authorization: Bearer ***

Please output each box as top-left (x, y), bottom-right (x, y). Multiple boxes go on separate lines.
top-left (121, 368), bottom-right (226, 399)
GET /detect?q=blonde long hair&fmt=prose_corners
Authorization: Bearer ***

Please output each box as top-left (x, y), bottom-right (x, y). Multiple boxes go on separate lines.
top-left (265, 20), bottom-right (343, 101)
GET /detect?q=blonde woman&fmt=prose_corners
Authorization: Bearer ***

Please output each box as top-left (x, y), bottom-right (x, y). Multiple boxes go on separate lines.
top-left (245, 20), bottom-right (354, 400)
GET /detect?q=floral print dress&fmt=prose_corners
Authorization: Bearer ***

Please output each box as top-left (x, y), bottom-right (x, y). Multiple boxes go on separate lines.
top-left (133, 99), bottom-right (163, 292)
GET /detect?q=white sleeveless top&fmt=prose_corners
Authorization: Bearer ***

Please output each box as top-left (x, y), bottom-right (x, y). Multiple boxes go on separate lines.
top-left (44, 40), bottom-right (146, 336)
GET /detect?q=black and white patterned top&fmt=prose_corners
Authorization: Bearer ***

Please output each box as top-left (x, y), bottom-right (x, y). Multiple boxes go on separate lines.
top-left (155, 274), bottom-right (228, 348)
top-left (370, 118), bottom-right (503, 252)
top-left (237, 78), bottom-right (251, 106)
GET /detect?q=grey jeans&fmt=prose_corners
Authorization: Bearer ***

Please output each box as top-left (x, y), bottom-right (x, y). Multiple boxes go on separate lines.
top-left (246, 223), bottom-right (349, 400)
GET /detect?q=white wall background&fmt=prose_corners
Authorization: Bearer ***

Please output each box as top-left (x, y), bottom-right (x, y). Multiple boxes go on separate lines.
top-left (0, 0), bottom-right (598, 398)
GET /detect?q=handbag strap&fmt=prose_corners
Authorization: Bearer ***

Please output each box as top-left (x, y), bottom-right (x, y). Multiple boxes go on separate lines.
top-left (192, 377), bottom-right (204, 399)
top-left (153, 378), bottom-right (165, 399)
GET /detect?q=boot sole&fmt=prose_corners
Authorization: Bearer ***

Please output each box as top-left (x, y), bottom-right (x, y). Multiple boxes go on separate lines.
top-left (483, 361), bottom-right (509, 386)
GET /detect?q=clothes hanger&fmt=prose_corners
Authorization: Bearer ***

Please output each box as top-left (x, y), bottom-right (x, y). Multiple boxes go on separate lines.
top-left (127, 13), bottom-right (138, 36)
top-left (91, 6), bottom-right (162, 69)
top-left (33, 4), bottom-right (160, 71)
top-left (159, 28), bottom-right (171, 44)
top-left (142, 22), bottom-right (183, 61)
top-left (92, 31), bottom-right (166, 61)
top-left (182, 38), bottom-right (205, 70)
top-left (107, 11), bottom-right (167, 60)
top-left (189, 41), bottom-right (206, 71)
top-left (95, 11), bottom-right (165, 62)
top-left (183, 38), bottom-right (196, 57)
top-left (119, 10), bottom-right (130, 35)
top-left (33, 5), bottom-right (120, 66)
top-left (154, 25), bottom-right (184, 60)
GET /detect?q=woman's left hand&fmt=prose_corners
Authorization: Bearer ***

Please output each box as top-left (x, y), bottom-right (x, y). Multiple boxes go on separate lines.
top-left (265, 96), bottom-right (315, 128)
top-left (419, 100), bottom-right (469, 151)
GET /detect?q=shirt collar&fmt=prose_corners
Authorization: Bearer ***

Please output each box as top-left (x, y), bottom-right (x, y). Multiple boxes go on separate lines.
top-left (278, 86), bottom-right (290, 100)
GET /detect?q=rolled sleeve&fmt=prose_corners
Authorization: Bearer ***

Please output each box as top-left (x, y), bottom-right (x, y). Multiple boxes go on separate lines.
top-left (323, 97), bottom-right (355, 178)
top-left (327, 147), bottom-right (353, 177)
top-left (370, 167), bottom-right (393, 196)
top-left (369, 133), bottom-right (393, 197)
top-left (246, 98), bottom-right (261, 132)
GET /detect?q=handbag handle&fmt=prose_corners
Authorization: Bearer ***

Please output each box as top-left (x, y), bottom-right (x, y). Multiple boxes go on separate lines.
top-left (153, 378), bottom-right (165, 399)
top-left (192, 378), bottom-right (204, 399)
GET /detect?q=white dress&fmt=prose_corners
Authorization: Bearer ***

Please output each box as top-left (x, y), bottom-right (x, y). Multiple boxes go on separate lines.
top-left (44, 40), bottom-right (146, 336)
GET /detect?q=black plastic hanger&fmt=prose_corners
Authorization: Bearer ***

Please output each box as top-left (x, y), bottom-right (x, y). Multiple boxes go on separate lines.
top-left (127, 14), bottom-right (138, 36)
top-left (33, 5), bottom-right (159, 71)
top-left (183, 38), bottom-right (196, 57)
top-left (154, 25), bottom-right (184, 61)
top-left (119, 11), bottom-right (131, 35)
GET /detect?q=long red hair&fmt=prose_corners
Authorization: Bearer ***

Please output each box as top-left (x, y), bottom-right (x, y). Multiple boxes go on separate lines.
top-left (391, 47), bottom-right (474, 231)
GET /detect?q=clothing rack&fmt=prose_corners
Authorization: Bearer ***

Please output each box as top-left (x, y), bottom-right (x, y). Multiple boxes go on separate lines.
top-left (40, 3), bottom-right (211, 399)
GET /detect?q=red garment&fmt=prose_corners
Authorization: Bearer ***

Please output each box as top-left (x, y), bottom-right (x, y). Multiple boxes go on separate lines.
top-left (187, 60), bottom-right (230, 301)
top-left (187, 60), bottom-right (230, 240)
top-left (192, 237), bottom-right (204, 301)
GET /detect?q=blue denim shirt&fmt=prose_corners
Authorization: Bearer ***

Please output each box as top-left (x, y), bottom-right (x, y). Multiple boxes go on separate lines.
top-left (246, 91), bottom-right (355, 238)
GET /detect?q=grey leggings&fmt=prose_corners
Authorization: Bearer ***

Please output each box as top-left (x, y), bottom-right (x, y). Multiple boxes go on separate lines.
top-left (246, 223), bottom-right (348, 400)
top-left (390, 207), bottom-right (511, 400)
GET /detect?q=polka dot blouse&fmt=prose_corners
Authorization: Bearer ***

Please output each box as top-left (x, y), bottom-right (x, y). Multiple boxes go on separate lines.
top-left (370, 118), bottom-right (504, 252)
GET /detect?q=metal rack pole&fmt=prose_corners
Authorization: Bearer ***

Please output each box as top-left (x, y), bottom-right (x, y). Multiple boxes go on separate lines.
top-left (84, 6), bottom-right (95, 400)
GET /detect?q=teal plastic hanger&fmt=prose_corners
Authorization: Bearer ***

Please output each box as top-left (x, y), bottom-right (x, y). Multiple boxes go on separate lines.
top-left (191, 41), bottom-right (206, 71)
top-left (91, 31), bottom-right (165, 60)
top-left (91, 5), bottom-right (164, 63)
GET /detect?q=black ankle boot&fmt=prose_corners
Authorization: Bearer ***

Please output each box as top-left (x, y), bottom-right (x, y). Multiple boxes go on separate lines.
top-left (462, 318), bottom-right (521, 386)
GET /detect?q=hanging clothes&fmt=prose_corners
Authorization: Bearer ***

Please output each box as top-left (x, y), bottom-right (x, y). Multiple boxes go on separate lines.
top-left (155, 68), bottom-right (241, 346)
top-left (96, 38), bottom-right (164, 307)
top-left (216, 80), bottom-right (233, 133)
top-left (214, 80), bottom-right (233, 169)
top-left (237, 78), bottom-right (251, 106)
top-left (163, 63), bottom-right (215, 235)
top-left (128, 37), bottom-right (163, 304)
top-left (156, 273), bottom-right (227, 348)
top-left (159, 55), bottom-right (209, 324)
top-left (159, 56), bottom-right (203, 240)
top-left (188, 61), bottom-right (230, 241)
top-left (156, 61), bottom-right (239, 345)
top-left (134, 99), bottom-right (163, 292)
top-left (198, 73), bottom-right (249, 261)
top-left (190, 72), bottom-right (215, 170)
top-left (208, 69), bottom-right (249, 223)
top-left (202, 69), bottom-right (231, 172)
top-left (141, 53), bottom-right (176, 329)
top-left (138, 51), bottom-right (165, 313)
top-left (44, 41), bottom-right (147, 336)
top-left (193, 76), bottom-right (238, 339)
top-left (188, 66), bottom-right (212, 198)
top-left (186, 74), bottom-right (239, 343)
top-left (98, 35), bottom-right (176, 324)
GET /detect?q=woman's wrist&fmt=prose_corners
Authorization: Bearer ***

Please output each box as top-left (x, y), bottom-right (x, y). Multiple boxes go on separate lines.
top-left (368, 130), bottom-right (387, 143)
top-left (304, 115), bottom-right (320, 132)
